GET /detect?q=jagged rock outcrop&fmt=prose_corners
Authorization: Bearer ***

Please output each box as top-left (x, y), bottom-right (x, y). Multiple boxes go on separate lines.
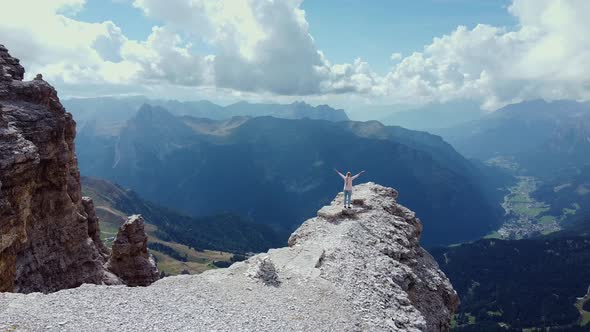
top-left (106, 215), bottom-right (159, 286)
top-left (0, 45), bottom-right (24, 81)
top-left (0, 45), bottom-right (156, 293)
top-left (288, 183), bottom-right (459, 331)
top-left (0, 183), bottom-right (458, 331)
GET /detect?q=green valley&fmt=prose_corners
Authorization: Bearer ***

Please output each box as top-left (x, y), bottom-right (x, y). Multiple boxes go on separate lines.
top-left (83, 184), bottom-right (234, 276)
top-left (481, 157), bottom-right (582, 240)
top-left (81, 177), bottom-right (278, 276)
top-left (494, 176), bottom-right (577, 239)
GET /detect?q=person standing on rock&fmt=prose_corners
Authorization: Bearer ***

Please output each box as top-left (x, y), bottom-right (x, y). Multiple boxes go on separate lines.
top-left (334, 169), bottom-right (365, 209)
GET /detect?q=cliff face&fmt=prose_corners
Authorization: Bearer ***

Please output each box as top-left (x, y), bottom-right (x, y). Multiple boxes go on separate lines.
top-left (0, 183), bottom-right (458, 332)
top-left (0, 44), bottom-right (115, 292)
top-left (0, 45), bottom-right (156, 293)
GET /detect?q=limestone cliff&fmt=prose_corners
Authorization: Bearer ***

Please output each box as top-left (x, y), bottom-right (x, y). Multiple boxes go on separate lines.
top-left (0, 45), bottom-right (156, 293)
top-left (0, 183), bottom-right (458, 332)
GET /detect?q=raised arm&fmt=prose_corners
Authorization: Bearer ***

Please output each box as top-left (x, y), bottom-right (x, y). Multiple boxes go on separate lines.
top-left (333, 168), bottom-right (346, 180)
top-left (351, 170), bottom-right (365, 180)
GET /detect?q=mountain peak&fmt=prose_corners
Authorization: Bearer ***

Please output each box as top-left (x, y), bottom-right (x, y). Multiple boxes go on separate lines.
top-left (230, 100), bottom-right (252, 106)
top-left (497, 99), bottom-right (590, 116)
top-left (136, 103), bottom-right (174, 117)
top-left (131, 103), bottom-right (191, 133)
top-left (290, 100), bottom-right (309, 106)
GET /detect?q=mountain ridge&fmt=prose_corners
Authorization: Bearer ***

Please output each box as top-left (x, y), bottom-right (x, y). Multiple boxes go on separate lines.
top-left (64, 96), bottom-right (349, 135)
top-left (77, 106), bottom-right (501, 246)
top-left (436, 99), bottom-right (590, 177)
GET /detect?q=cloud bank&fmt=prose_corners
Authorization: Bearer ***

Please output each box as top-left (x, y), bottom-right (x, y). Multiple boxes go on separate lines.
top-left (0, 0), bottom-right (588, 110)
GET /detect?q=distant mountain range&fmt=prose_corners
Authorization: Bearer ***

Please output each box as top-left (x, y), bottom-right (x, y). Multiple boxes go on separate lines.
top-left (431, 99), bottom-right (590, 234)
top-left (64, 96), bottom-right (349, 135)
top-left (379, 100), bottom-right (486, 131)
top-left (75, 103), bottom-right (502, 246)
top-left (436, 99), bottom-right (590, 178)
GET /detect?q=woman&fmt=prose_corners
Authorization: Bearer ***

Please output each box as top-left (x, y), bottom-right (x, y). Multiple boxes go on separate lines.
top-left (334, 169), bottom-right (365, 208)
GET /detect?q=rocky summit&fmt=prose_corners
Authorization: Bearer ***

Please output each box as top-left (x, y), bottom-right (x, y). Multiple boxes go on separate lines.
top-left (0, 183), bottom-right (459, 332)
top-left (0, 45), bottom-right (157, 293)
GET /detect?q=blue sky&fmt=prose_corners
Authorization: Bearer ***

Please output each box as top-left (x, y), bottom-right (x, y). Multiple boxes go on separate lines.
top-left (2, 0), bottom-right (589, 112)
top-left (302, 0), bottom-right (516, 73)
top-left (73, 0), bottom-right (516, 74)
top-left (72, 0), bottom-right (155, 40)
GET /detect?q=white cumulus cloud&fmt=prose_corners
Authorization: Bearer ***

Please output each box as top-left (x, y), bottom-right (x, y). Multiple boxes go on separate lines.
top-left (0, 0), bottom-right (588, 110)
top-left (377, 0), bottom-right (590, 109)
top-left (132, 0), bottom-right (359, 95)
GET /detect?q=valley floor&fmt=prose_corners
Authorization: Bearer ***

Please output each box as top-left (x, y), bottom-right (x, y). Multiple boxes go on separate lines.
top-left (496, 176), bottom-right (561, 238)
top-left (486, 175), bottom-right (578, 240)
